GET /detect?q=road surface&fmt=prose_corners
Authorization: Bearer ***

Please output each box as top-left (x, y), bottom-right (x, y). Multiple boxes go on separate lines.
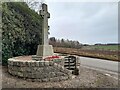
top-left (57, 53), bottom-right (119, 74)
top-left (79, 56), bottom-right (119, 74)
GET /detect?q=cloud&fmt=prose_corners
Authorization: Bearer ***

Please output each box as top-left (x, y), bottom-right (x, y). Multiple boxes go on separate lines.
top-left (47, 2), bottom-right (118, 44)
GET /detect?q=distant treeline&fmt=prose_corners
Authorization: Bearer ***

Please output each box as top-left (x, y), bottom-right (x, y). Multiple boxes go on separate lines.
top-left (49, 37), bottom-right (119, 49)
top-left (49, 37), bottom-right (82, 49)
top-left (94, 43), bottom-right (120, 46)
top-left (80, 43), bottom-right (120, 46)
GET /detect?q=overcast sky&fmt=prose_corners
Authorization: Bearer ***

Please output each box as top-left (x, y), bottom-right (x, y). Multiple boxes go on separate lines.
top-left (29, 0), bottom-right (118, 44)
top-left (44, 1), bottom-right (118, 44)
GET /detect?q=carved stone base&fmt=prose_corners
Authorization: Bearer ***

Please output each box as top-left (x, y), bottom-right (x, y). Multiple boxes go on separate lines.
top-left (32, 45), bottom-right (54, 60)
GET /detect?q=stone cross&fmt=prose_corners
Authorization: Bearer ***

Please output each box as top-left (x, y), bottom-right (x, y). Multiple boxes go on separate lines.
top-left (39, 3), bottom-right (50, 45)
top-left (32, 3), bottom-right (53, 59)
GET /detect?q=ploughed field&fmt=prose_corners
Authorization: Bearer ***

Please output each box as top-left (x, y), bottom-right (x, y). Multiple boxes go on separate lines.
top-left (53, 47), bottom-right (119, 62)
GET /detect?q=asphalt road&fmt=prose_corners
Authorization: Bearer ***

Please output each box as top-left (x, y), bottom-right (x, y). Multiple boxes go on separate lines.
top-left (79, 56), bottom-right (119, 74)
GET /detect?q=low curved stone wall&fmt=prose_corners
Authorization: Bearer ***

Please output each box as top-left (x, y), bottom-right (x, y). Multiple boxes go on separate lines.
top-left (8, 56), bottom-right (72, 82)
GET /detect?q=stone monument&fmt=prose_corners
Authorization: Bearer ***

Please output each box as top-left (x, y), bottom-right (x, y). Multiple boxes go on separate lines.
top-left (32, 3), bottom-right (54, 60)
top-left (7, 3), bottom-right (74, 82)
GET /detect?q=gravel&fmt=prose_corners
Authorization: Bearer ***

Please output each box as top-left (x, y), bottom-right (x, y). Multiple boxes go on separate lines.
top-left (1, 65), bottom-right (118, 88)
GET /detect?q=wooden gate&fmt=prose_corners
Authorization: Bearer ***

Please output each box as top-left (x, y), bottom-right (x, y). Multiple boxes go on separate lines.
top-left (64, 56), bottom-right (77, 70)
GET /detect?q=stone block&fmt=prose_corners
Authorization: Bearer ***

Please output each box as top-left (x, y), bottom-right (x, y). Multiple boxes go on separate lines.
top-left (25, 62), bottom-right (29, 66)
top-left (56, 72), bottom-right (65, 76)
top-left (24, 62), bottom-right (27, 66)
top-left (23, 72), bottom-right (27, 78)
top-left (20, 67), bottom-right (24, 72)
top-left (44, 61), bottom-right (49, 66)
top-left (61, 66), bottom-right (64, 70)
top-left (28, 62), bottom-right (32, 67)
top-left (9, 66), bottom-right (13, 70)
top-left (16, 62), bottom-right (20, 66)
top-left (26, 67), bottom-right (31, 72)
top-left (12, 66), bottom-right (16, 71)
top-left (28, 62), bottom-right (31, 67)
top-left (37, 67), bottom-right (43, 71)
top-left (33, 67), bottom-right (36, 71)
top-left (19, 62), bottom-right (23, 66)
top-left (8, 59), bottom-right (14, 65)
top-left (8, 69), bottom-right (11, 73)
top-left (60, 76), bottom-right (68, 80)
top-left (50, 77), bottom-right (59, 82)
top-left (42, 78), bottom-right (49, 82)
top-left (31, 74), bottom-right (36, 79)
top-left (35, 62), bottom-right (39, 67)
top-left (27, 73), bottom-right (32, 78)
top-left (53, 63), bottom-right (57, 68)
top-left (40, 61), bottom-right (44, 67)
top-left (34, 74), bottom-right (39, 79)
top-left (49, 61), bottom-right (54, 66)
top-left (68, 74), bottom-right (73, 79)
top-left (38, 62), bottom-right (41, 67)
top-left (17, 72), bottom-right (23, 77)
top-left (36, 79), bottom-right (42, 82)
top-left (50, 72), bottom-right (56, 77)
top-left (13, 62), bottom-right (17, 66)
top-left (30, 62), bottom-right (35, 67)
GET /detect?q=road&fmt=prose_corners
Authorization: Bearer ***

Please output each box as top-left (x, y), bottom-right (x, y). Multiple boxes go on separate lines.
top-left (57, 53), bottom-right (119, 74)
top-left (79, 56), bottom-right (119, 74)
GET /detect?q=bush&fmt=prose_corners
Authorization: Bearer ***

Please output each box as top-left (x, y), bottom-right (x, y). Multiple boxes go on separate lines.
top-left (2, 2), bottom-right (42, 65)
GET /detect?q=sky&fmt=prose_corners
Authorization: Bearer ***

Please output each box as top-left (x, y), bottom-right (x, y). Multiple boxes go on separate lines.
top-left (26, 0), bottom-right (118, 45)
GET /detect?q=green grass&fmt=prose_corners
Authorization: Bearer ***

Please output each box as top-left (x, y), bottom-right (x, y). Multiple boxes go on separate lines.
top-left (83, 45), bottom-right (120, 51)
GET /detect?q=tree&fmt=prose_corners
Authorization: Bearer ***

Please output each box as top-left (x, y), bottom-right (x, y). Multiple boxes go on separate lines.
top-left (49, 37), bottom-right (56, 47)
top-left (49, 37), bottom-right (82, 49)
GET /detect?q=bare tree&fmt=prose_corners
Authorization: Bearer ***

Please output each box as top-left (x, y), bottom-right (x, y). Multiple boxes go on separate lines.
top-left (24, 0), bottom-right (45, 13)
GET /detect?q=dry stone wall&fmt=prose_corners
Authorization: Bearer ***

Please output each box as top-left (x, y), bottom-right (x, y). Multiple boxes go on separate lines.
top-left (8, 57), bottom-right (72, 82)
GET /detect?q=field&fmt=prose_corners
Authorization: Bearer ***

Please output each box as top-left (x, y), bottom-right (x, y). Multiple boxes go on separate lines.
top-left (54, 47), bottom-right (119, 62)
top-left (82, 45), bottom-right (119, 51)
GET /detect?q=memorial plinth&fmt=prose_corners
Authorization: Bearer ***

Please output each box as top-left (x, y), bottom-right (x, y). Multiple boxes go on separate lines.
top-left (36, 45), bottom-right (54, 57)
top-left (8, 56), bottom-right (72, 82)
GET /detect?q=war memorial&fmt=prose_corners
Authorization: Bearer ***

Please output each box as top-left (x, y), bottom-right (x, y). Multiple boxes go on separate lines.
top-left (1, 1), bottom-right (119, 88)
top-left (7, 3), bottom-right (80, 82)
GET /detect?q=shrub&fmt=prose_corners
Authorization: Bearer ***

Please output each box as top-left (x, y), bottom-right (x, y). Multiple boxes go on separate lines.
top-left (2, 2), bottom-right (42, 65)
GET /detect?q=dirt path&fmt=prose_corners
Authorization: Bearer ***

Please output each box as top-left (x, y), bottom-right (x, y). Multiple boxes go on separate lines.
top-left (1, 65), bottom-right (118, 88)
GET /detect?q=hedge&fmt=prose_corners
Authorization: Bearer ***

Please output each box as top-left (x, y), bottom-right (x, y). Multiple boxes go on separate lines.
top-left (2, 2), bottom-right (42, 65)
